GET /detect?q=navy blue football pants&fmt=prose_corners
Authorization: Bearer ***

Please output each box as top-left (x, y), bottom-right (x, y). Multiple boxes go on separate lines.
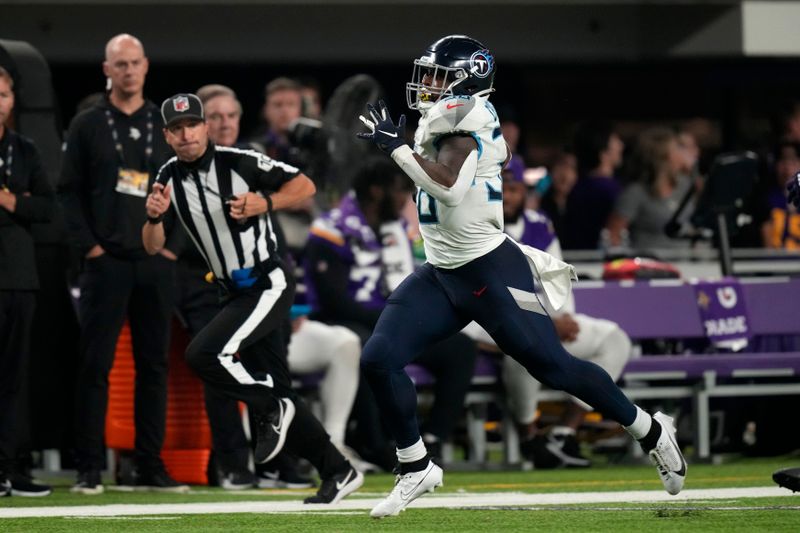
top-left (361, 238), bottom-right (637, 449)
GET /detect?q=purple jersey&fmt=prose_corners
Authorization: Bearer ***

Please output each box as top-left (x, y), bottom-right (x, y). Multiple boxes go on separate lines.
top-left (306, 193), bottom-right (388, 310)
top-left (766, 186), bottom-right (800, 249)
top-left (505, 209), bottom-right (559, 255)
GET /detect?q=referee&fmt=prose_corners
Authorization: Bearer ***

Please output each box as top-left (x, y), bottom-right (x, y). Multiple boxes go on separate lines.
top-left (143, 93), bottom-right (363, 503)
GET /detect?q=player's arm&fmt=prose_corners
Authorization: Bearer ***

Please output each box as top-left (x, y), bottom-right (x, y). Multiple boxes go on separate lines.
top-left (358, 100), bottom-right (478, 207)
top-left (391, 142), bottom-right (477, 207)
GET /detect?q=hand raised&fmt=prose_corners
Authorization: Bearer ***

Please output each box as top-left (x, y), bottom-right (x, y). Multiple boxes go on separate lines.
top-left (146, 182), bottom-right (172, 218)
top-left (357, 100), bottom-right (407, 154)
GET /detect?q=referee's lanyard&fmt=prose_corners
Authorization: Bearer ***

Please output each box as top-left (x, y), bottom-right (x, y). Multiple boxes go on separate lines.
top-left (106, 109), bottom-right (153, 198)
top-left (1, 143), bottom-right (12, 191)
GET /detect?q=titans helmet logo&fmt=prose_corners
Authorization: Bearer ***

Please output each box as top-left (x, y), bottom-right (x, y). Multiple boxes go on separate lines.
top-left (469, 50), bottom-right (494, 79)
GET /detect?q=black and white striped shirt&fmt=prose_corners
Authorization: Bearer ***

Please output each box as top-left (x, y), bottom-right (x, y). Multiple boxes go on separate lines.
top-left (156, 143), bottom-right (299, 291)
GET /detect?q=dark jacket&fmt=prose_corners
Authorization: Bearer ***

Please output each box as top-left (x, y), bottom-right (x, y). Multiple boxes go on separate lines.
top-left (58, 95), bottom-right (171, 260)
top-left (0, 128), bottom-right (55, 290)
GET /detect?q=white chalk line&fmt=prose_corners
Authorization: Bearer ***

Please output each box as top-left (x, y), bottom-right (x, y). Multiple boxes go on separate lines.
top-left (0, 486), bottom-right (795, 519)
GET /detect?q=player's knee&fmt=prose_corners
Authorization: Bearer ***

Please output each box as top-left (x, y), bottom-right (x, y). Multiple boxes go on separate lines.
top-left (606, 325), bottom-right (632, 357)
top-left (360, 332), bottom-right (399, 373)
top-left (334, 327), bottom-right (362, 367)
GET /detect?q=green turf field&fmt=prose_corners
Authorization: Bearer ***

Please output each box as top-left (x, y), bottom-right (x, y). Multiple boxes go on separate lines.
top-left (1, 456), bottom-right (798, 532)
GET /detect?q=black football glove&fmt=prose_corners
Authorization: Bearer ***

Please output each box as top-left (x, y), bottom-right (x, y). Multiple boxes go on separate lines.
top-left (788, 171), bottom-right (800, 209)
top-left (357, 100), bottom-right (407, 154)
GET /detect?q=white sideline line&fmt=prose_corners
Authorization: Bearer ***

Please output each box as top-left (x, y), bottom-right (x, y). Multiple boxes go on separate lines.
top-left (0, 487), bottom-right (794, 518)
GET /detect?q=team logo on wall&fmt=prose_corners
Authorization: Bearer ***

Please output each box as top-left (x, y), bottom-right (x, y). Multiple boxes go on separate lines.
top-left (716, 286), bottom-right (738, 309)
top-left (469, 49), bottom-right (494, 78)
top-left (173, 96), bottom-right (190, 112)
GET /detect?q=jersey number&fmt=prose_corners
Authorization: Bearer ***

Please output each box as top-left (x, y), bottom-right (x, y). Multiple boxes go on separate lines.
top-left (486, 180), bottom-right (502, 202)
top-left (417, 189), bottom-right (439, 224)
top-left (417, 180), bottom-right (502, 223)
top-left (351, 267), bottom-right (381, 303)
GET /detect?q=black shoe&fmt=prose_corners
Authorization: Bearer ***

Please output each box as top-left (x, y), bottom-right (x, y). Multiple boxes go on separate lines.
top-left (220, 468), bottom-right (256, 490)
top-left (1, 478), bottom-right (10, 497)
top-left (304, 466), bottom-right (363, 504)
top-left (71, 470), bottom-right (104, 495)
top-left (253, 398), bottom-right (295, 464)
top-left (9, 474), bottom-right (52, 497)
top-left (530, 428), bottom-right (591, 469)
top-left (133, 467), bottom-right (190, 493)
top-left (773, 467), bottom-right (800, 492)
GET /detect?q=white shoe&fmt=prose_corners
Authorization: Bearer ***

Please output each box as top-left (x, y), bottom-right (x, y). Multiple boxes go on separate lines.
top-left (370, 461), bottom-right (443, 518)
top-left (648, 412), bottom-right (687, 495)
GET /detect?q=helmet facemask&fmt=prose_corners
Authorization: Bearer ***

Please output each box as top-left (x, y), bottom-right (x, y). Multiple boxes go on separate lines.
top-left (406, 58), bottom-right (468, 111)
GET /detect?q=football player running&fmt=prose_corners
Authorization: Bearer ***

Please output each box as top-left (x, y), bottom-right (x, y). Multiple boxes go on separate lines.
top-left (357, 35), bottom-right (687, 518)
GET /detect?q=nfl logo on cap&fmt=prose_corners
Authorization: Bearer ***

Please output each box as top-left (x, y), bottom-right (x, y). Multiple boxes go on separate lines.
top-left (174, 96), bottom-right (190, 112)
top-left (162, 93), bottom-right (204, 127)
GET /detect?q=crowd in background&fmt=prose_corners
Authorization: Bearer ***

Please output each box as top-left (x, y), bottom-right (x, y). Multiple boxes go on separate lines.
top-left (2, 32), bottom-right (799, 498)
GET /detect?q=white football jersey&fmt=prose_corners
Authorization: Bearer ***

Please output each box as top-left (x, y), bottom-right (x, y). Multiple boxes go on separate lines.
top-left (413, 94), bottom-right (508, 268)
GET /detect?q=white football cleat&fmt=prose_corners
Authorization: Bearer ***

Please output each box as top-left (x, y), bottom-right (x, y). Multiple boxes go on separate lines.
top-left (370, 461), bottom-right (443, 518)
top-left (648, 412), bottom-right (687, 495)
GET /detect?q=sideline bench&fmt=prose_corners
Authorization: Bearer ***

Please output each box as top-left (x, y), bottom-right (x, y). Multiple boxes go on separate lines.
top-left (574, 277), bottom-right (800, 459)
top-left (425, 277), bottom-right (800, 463)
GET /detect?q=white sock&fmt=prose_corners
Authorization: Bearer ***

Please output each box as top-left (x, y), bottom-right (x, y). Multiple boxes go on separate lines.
top-left (624, 406), bottom-right (652, 440)
top-left (396, 438), bottom-right (427, 463)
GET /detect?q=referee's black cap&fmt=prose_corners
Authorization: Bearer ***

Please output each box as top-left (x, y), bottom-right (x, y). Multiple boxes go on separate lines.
top-left (161, 93), bottom-right (204, 127)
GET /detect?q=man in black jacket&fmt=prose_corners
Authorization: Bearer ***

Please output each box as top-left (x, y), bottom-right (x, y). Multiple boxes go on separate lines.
top-left (58, 34), bottom-right (184, 494)
top-left (0, 66), bottom-right (53, 497)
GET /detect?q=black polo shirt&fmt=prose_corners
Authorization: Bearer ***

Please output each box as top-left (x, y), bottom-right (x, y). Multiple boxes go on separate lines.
top-left (58, 95), bottom-right (171, 259)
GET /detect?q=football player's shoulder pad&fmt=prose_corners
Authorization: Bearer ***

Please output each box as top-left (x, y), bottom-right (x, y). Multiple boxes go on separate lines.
top-left (426, 95), bottom-right (495, 136)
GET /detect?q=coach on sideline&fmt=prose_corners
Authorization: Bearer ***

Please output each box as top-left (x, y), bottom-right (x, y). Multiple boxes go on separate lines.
top-left (143, 93), bottom-right (362, 504)
top-left (58, 34), bottom-right (182, 494)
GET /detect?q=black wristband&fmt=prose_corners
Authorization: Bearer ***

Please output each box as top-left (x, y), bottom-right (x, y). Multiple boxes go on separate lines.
top-left (266, 194), bottom-right (274, 213)
top-left (147, 214), bottom-right (164, 224)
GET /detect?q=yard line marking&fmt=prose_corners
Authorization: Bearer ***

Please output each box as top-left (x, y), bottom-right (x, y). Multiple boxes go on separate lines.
top-left (0, 487), bottom-right (793, 518)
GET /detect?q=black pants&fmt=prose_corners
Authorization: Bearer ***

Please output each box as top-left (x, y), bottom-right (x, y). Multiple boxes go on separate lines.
top-left (0, 291), bottom-right (36, 475)
top-left (183, 267), bottom-right (347, 479)
top-left (176, 260), bottom-right (249, 473)
top-left (74, 254), bottom-right (175, 471)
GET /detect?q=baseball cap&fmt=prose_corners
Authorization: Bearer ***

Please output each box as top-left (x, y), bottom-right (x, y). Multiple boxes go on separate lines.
top-left (503, 154), bottom-right (526, 183)
top-left (161, 93), bottom-right (204, 127)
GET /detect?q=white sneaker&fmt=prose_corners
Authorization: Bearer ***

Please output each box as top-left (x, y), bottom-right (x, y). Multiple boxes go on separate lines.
top-left (370, 461), bottom-right (443, 518)
top-left (648, 412), bottom-right (687, 495)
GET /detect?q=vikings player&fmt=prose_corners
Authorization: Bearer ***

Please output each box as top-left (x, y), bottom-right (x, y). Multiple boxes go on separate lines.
top-left (358, 35), bottom-right (686, 518)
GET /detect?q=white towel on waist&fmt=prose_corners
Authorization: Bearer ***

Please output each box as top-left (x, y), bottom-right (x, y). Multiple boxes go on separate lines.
top-left (508, 236), bottom-right (577, 313)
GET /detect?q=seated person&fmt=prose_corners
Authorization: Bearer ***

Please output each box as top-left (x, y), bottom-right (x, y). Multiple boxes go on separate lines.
top-left (305, 157), bottom-right (478, 466)
top-left (763, 141), bottom-right (800, 250)
top-left (605, 127), bottom-right (693, 251)
top-left (462, 169), bottom-right (632, 468)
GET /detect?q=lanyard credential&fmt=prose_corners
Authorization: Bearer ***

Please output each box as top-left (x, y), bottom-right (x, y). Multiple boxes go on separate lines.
top-left (105, 109), bottom-right (153, 168)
